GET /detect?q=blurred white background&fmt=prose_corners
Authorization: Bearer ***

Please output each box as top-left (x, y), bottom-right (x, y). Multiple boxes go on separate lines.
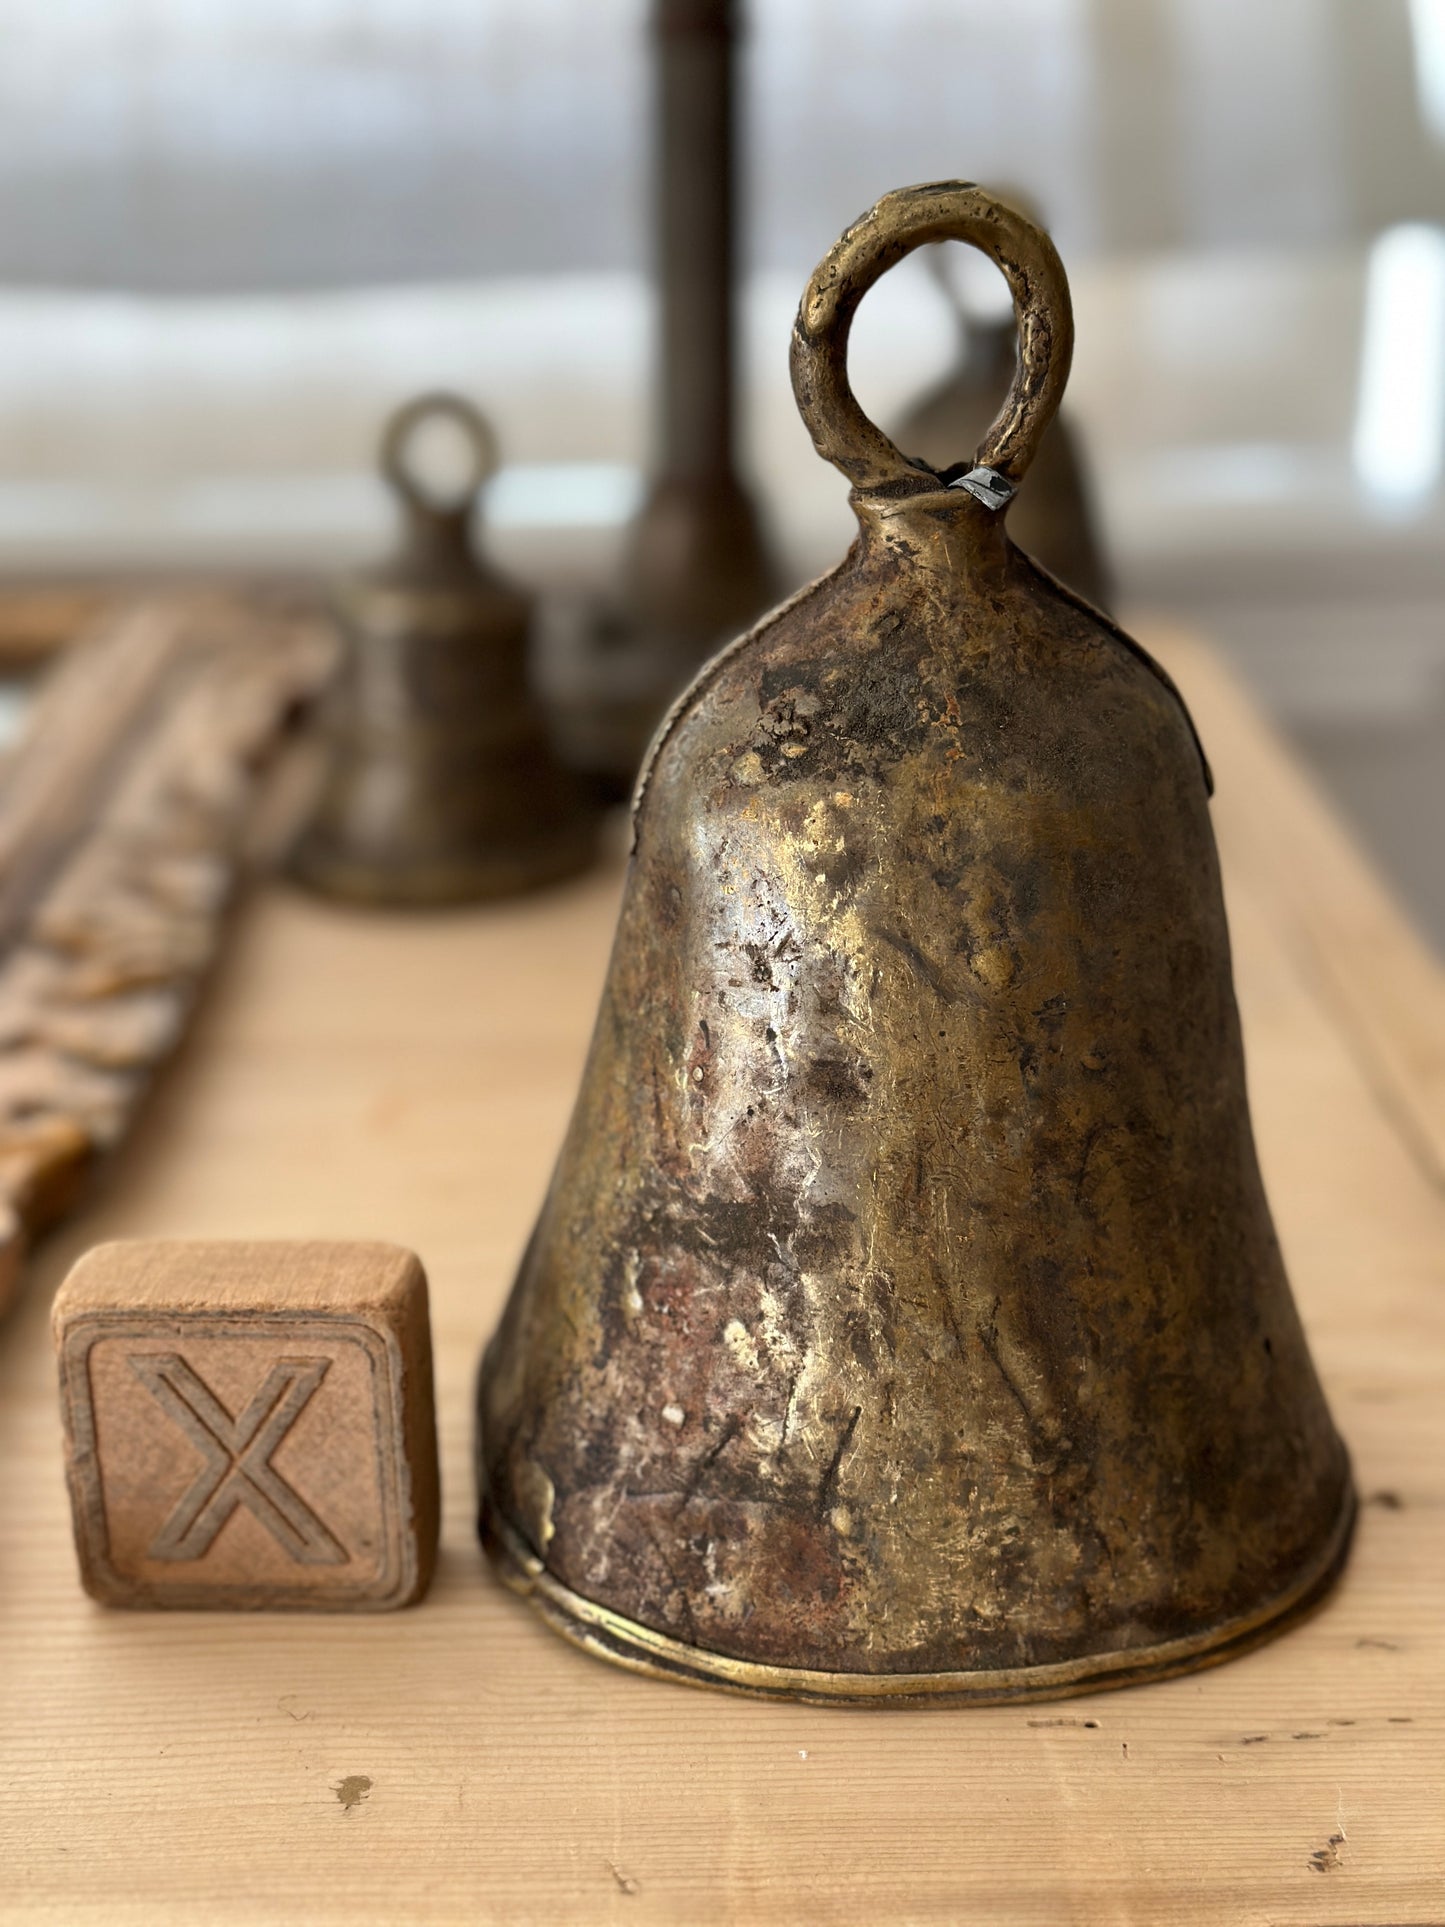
top-left (5, 0), bottom-right (1441, 283)
top-left (0, 0), bottom-right (1442, 939)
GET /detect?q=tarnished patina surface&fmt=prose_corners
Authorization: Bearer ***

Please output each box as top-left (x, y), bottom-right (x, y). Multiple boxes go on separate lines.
top-left (477, 186), bottom-right (1352, 1701)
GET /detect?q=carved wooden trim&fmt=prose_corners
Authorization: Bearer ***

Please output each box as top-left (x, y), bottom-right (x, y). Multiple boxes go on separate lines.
top-left (0, 594), bottom-right (337, 1313)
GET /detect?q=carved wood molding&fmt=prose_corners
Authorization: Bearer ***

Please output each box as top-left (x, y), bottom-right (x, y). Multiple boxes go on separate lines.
top-left (0, 593), bottom-right (337, 1313)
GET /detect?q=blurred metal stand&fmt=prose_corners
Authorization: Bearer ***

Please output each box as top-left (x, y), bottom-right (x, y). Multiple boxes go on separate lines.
top-left (549, 0), bottom-right (777, 795)
top-left (289, 393), bottom-right (596, 905)
top-left (894, 236), bottom-right (1114, 613)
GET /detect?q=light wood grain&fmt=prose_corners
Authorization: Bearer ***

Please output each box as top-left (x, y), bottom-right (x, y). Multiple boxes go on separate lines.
top-left (1159, 625), bottom-right (1445, 1186)
top-left (0, 628), bottom-right (1441, 1925)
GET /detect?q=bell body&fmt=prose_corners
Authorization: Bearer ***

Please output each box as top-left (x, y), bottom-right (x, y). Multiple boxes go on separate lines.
top-left (291, 528), bottom-right (595, 906)
top-left (479, 488), bottom-right (1352, 1701)
top-left (895, 316), bottom-right (1113, 613)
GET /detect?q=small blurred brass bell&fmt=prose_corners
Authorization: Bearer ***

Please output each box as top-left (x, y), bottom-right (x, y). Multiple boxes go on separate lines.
top-left (478, 186), bottom-right (1353, 1704)
top-left (289, 393), bottom-right (596, 905)
top-left (893, 193), bottom-right (1112, 613)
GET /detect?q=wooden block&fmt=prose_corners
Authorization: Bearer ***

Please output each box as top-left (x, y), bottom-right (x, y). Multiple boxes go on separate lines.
top-left (53, 1240), bottom-right (439, 1611)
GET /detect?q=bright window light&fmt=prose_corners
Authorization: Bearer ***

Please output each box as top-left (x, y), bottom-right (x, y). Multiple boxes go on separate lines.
top-left (1409, 0), bottom-right (1445, 142)
top-left (1352, 222), bottom-right (1445, 508)
top-left (489, 462), bottom-right (641, 530)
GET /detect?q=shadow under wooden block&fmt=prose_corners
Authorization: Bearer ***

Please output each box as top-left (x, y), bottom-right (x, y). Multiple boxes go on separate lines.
top-left (53, 1240), bottom-right (438, 1610)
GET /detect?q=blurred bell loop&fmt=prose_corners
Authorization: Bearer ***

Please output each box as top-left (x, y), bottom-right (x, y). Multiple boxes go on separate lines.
top-left (893, 192), bottom-right (1114, 614)
top-left (288, 392), bottom-right (596, 905)
top-left (478, 184), bottom-right (1353, 1705)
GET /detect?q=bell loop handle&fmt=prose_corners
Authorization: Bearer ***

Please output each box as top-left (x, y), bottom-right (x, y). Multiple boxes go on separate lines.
top-left (789, 182), bottom-right (1074, 497)
top-left (380, 391), bottom-right (500, 521)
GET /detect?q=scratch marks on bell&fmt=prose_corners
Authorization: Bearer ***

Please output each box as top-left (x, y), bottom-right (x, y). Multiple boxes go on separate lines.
top-left (815, 1404), bottom-right (862, 1520)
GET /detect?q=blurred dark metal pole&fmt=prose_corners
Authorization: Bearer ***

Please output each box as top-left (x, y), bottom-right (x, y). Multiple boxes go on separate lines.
top-left (549, 0), bottom-right (776, 793)
top-left (657, 0), bottom-right (735, 503)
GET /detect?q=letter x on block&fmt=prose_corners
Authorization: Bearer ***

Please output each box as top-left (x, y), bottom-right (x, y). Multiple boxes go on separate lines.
top-left (130, 1353), bottom-right (347, 1565)
top-left (55, 1239), bottom-right (440, 1609)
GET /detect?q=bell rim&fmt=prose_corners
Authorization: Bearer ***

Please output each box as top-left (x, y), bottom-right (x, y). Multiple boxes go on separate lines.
top-left (479, 1476), bottom-right (1356, 1707)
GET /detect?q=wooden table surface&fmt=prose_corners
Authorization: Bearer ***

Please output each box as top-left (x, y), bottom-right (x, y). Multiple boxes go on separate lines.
top-left (1, 630), bottom-right (1442, 1926)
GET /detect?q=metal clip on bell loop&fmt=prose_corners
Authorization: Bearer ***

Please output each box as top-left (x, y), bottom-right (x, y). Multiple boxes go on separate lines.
top-left (288, 391), bottom-right (597, 906)
top-left (479, 184), bottom-right (1352, 1705)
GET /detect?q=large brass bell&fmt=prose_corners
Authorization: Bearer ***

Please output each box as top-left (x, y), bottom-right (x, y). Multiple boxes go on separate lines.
top-left (893, 197), bottom-right (1112, 611)
top-left (478, 186), bottom-right (1353, 1704)
top-left (289, 393), bottom-right (595, 904)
